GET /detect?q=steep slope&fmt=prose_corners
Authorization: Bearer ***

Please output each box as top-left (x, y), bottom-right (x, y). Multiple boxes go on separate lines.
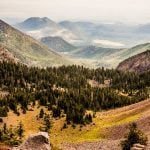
top-left (0, 19), bottom-right (71, 67)
top-left (41, 36), bottom-right (76, 52)
top-left (15, 17), bottom-right (79, 44)
top-left (117, 50), bottom-right (150, 73)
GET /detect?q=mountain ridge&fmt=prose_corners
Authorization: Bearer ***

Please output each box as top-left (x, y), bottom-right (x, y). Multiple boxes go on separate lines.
top-left (117, 50), bottom-right (150, 73)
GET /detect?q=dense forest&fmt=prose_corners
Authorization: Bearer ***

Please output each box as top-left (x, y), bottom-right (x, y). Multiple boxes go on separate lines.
top-left (0, 61), bottom-right (149, 125)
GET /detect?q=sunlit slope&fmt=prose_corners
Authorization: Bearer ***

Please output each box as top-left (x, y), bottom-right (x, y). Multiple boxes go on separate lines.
top-left (1, 99), bottom-right (150, 147)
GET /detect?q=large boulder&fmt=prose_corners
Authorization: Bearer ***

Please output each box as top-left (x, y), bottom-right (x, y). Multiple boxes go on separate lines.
top-left (13, 132), bottom-right (51, 150)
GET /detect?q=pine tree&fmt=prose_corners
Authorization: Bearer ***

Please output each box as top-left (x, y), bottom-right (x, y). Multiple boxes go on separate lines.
top-left (39, 108), bottom-right (44, 118)
top-left (121, 122), bottom-right (148, 150)
top-left (16, 122), bottom-right (24, 139)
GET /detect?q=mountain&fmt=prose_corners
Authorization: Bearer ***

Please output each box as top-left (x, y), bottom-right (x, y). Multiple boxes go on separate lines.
top-left (15, 17), bottom-right (80, 44)
top-left (117, 50), bottom-right (150, 73)
top-left (115, 43), bottom-right (150, 60)
top-left (60, 21), bottom-right (150, 47)
top-left (41, 36), bottom-right (76, 52)
top-left (59, 21), bottom-right (96, 44)
top-left (0, 19), bottom-right (71, 67)
top-left (70, 45), bottom-right (119, 59)
top-left (59, 21), bottom-right (135, 47)
top-left (15, 18), bottom-right (150, 48)
top-left (68, 43), bottom-right (150, 68)
top-left (15, 17), bottom-right (58, 31)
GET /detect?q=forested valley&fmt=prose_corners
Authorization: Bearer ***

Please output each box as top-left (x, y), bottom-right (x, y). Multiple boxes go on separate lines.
top-left (0, 61), bottom-right (149, 125)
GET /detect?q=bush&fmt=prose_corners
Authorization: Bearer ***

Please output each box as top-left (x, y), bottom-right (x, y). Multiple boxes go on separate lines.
top-left (121, 122), bottom-right (148, 150)
top-left (62, 123), bottom-right (67, 129)
top-left (0, 118), bottom-right (3, 123)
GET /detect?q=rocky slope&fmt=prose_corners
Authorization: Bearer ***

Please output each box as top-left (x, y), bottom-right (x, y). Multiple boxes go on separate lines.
top-left (0, 19), bottom-right (71, 67)
top-left (13, 132), bottom-right (51, 150)
top-left (41, 36), bottom-right (76, 52)
top-left (0, 44), bottom-right (20, 63)
top-left (117, 50), bottom-right (150, 73)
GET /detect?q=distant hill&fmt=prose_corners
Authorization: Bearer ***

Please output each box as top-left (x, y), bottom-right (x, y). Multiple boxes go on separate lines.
top-left (15, 18), bottom-right (150, 48)
top-left (69, 43), bottom-right (150, 68)
top-left (41, 36), bottom-right (76, 52)
top-left (70, 45), bottom-right (119, 59)
top-left (15, 17), bottom-right (80, 44)
top-left (0, 19), bottom-right (71, 67)
top-left (117, 50), bottom-right (150, 73)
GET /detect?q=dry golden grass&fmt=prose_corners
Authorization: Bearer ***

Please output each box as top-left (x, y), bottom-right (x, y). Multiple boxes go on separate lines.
top-left (1, 99), bottom-right (150, 147)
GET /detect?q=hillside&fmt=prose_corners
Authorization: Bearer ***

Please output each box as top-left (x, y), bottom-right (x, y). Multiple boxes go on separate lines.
top-left (0, 44), bottom-right (20, 63)
top-left (2, 98), bottom-right (150, 149)
top-left (0, 19), bottom-right (71, 67)
top-left (62, 99), bottom-right (150, 149)
top-left (41, 36), bottom-right (76, 52)
top-left (117, 50), bottom-right (150, 73)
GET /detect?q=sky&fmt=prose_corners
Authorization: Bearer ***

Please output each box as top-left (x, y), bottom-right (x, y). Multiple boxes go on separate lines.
top-left (0, 0), bottom-right (150, 24)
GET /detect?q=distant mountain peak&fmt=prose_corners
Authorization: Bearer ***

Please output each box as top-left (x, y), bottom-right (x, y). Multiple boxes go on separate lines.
top-left (15, 17), bottom-right (57, 31)
top-left (23, 17), bottom-right (54, 23)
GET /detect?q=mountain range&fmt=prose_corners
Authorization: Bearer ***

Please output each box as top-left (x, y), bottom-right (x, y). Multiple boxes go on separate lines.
top-left (1, 17), bottom-right (150, 70)
top-left (67, 43), bottom-right (150, 68)
top-left (15, 17), bottom-right (150, 48)
top-left (0, 19), bottom-right (71, 67)
top-left (15, 17), bottom-right (80, 44)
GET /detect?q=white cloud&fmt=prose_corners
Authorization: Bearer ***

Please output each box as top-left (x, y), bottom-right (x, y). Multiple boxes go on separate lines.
top-left (93, 39), bottom-right (125, 47)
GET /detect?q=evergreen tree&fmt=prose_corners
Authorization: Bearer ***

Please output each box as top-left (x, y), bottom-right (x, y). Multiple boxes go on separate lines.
top-left (39, 108), bottom-right (44, 118)
top-left (16, 122), bottom-right (24, 139)
top-left (121, 122), bottom-right (148, 150)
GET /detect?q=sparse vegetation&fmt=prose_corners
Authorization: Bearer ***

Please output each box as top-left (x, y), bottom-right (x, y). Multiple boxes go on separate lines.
top-left (0, 122), bottom-right (25, 146)
top-left (121, 122), bottom-right (148, 150)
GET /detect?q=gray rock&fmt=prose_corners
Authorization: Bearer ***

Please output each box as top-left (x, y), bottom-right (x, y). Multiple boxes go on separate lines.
top-left (13, 132), bottom-right (51, 150)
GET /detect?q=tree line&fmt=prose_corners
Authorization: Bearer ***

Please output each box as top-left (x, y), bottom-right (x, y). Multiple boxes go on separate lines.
top-left (0, 61), bottom-right (149, 124)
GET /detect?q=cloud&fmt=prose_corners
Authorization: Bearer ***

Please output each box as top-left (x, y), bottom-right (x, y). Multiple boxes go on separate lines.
top-left (93, 39), bottom-right (125, 47)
